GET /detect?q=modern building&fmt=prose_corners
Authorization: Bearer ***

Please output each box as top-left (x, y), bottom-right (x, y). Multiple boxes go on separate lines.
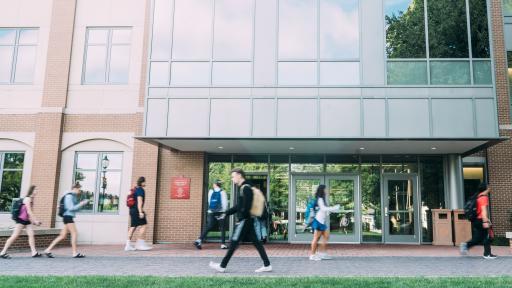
top-left (0, 0), bottom-right (510, 245)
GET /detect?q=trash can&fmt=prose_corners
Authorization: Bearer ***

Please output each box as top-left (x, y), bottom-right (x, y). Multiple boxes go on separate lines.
top-left (453, 209), bottom-right (472, 246)
top-left (432, 209), bottom-right (453, 246)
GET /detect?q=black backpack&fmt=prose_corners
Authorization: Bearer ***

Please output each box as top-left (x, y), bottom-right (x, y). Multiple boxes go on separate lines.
top-left (58, 193), bottom-right (72, 218)
top-left (10, 198), bottom-right (24, 220)
top-left (464, 194), bottom-right (483, 222)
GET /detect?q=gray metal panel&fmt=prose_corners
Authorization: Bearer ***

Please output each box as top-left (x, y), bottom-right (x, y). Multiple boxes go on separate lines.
top-left (363, 99), bottom-right (386, 137)
top-left (252, 98), bottom-right (276, 136)
top-left (475, 98), bottom-right (498, 137)
top-left (505, 24), bottom-right (512, 51)
top-left (210, 99), bottom-right (252, 137)
top-left (388, 99), bottom-right (430, 137)
top-left (167, 99), bottom-right (210, 136)
top-left (361, 0), bottom-right (385, 85)
top-left (432, 99), bottom-right (474, 137)
top-left (277, 98), bottom-right (317, 137)
top-left (145, 98), bottom-right (168, 136)
top-left (253, 0), bottom-right (277, 86)
top-left (319, 99), bottom-right (361, 137)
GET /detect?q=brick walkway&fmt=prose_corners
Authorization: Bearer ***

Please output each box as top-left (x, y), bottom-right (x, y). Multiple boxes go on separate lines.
top-left (1, 244), bottom-right (511, 276)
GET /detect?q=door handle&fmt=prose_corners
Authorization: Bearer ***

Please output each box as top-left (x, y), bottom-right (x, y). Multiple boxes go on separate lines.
top-left (384, 207), bottom-right (388, 217)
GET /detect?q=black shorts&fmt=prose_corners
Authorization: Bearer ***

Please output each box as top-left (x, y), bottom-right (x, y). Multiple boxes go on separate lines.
top-left (15, 218), bottom-right (31, 226)
top-left (63, 216), bottom-right (75, 224)
top-left (130, 210), bottom-right (147, 227)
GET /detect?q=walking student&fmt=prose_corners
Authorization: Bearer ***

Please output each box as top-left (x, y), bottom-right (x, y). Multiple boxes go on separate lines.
top-left (460, 183), bottom-right (497, 259)
top-left (194, 180), bottom-right (228, 250)
top-left (44, 182), bottom-right (89, 258)
top-left (125, 176), bottom-right (152, 251)
top-left (0, 185), bottom-right (43, 259)
top-left (309, 184), bottom-right (340, 261)
top-left (209, 168), bottom-right (272, 273)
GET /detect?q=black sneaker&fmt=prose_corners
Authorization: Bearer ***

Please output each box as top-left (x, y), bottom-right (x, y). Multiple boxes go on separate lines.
top-left (193, 240), bottom-right (202, 250)
top-left (483, 254), bottom-right (497, 259)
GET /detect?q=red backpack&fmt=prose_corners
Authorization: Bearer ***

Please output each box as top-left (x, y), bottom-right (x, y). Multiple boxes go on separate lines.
top-left (126, 187), bottom-right (136, 208)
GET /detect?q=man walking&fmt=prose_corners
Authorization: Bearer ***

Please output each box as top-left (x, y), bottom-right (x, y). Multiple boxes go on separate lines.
top-left (194, 180), bottom-right (228, 249)
top-left (460, 182), bottom-right (497, 259)
top-left (209, 168), bottom-right (272, 273)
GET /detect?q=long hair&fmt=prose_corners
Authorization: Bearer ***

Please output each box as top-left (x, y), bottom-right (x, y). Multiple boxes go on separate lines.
top-left (26, 185), bottom-right (36, 197)
top-left (315, 184), bottom-right (326, 201)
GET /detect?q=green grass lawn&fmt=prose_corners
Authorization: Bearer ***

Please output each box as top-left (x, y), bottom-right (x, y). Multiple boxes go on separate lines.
top-left (1, 276), bottom-right (511, 288)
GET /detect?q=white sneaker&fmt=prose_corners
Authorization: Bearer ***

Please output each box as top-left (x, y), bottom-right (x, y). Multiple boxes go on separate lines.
top-left (220, 244), bottom-right (228, 249)
top-left (459, 242), bottom-right (468, 255)
top-left (255, 265), bottom-right (272, 273)
top-left (318, 253), bottom-right (333, 260)
top-left (309, 254), bottom-right (321, 261)
top-left (135, 240), bottom-right (153, 251)
top-left (209, 261), bottom-right (226, 273)
top-left (124, 241), bottom-right (136, 251)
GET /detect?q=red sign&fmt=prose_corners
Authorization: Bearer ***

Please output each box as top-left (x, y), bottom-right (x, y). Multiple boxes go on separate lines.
top-left (170, 177), bottom-right (190, 199)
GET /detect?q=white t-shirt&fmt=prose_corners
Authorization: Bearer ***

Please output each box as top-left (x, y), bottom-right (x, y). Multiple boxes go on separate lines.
top-left (314, 197), bottom-right (340, 225)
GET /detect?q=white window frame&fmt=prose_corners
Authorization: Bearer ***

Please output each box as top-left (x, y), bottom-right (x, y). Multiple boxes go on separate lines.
top-left (0, 28), bottom-right (38, 85)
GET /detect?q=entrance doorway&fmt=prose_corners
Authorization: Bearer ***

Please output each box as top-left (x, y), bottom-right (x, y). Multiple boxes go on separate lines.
top-left (290, 175), bottom-right (360, 243)
top-left (383, 174), bottom-right (419, 243)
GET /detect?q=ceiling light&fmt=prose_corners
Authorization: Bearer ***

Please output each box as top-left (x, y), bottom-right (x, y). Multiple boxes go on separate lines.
top-left (359, 147), bottom-right (365, 150)
top-left (217, 146), bottom-right (224, 149)
top-left (431, 147), bottom-right (437, 150)
top-left (289, 147), bottom-right (295, 150)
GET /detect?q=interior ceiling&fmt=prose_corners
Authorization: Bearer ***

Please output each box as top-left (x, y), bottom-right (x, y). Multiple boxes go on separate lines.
top-left (138, 137), bottom-right (505, 156)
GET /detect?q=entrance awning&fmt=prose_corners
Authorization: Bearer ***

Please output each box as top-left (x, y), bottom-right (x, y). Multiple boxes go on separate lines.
top-left (136, 137), bottom-right (507, 156)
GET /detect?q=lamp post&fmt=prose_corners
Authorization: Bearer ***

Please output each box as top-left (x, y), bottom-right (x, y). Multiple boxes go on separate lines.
top-left (100, 155), bottom-right (109, 212)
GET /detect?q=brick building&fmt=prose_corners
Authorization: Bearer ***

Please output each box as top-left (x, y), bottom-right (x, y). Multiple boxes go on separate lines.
top-left (0, 0), bottom-right (510, 245)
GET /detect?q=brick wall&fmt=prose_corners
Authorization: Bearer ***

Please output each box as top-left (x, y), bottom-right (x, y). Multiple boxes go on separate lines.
top-left (0, 234), bottom-right (70, 251)
top-left (154, 148), bottom-right (205, 243)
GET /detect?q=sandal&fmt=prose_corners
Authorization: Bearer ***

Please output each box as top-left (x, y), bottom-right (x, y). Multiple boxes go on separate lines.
top-left (44, 252), bottom-right (54, 258)
top-left (73, 253), bottom-right (85, 258)
top-left (0, 254), bottom-right (11, 259)
top-left (32, 252), bottom-right (42, 258)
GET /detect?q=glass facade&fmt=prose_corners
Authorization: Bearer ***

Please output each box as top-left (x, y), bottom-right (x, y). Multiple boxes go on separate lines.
top-left (0, 28), bottom-right (38, 84)
top-left (0, 152), bottom-right (24, 212)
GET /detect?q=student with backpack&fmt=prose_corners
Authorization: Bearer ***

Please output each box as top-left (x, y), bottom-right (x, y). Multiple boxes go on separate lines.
top-left (124, 176), bottom-right (152, 251)
top-left (44, 182), bottom-right (89, 258)
top-left (0, 185), bottom-right (42, 259)
top-left (209, 168), bottom-right (272, 273)
top-left (460, 182), bottom-right (497, 259)
top-left (309, 184), bottom-right (340, 261)
top-left (194, 180), bottom-right (228, 250)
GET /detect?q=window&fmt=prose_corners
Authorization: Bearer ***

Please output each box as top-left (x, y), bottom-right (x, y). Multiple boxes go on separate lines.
top-left (73, 152), bottom-right (123, 213)
top-left (504, 0), bottom-right (512, 16)
top-left (0, 152), bottom-right (24, 212)
top-left (508, 52), bottom-right (512, 116)
top-left (83, 28), bottom-right (131, 84)
top-left (0, 28), bottom-right (38, 84)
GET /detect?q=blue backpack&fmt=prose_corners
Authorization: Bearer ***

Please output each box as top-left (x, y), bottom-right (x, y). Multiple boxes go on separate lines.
top-left (209, 190), bottom-right (222, 212)
top-left (304, 197), bottom-right (318, 224)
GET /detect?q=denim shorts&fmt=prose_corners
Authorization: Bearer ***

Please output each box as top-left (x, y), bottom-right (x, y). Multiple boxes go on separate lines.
top-left (312, 218), bottom-right (327, 232)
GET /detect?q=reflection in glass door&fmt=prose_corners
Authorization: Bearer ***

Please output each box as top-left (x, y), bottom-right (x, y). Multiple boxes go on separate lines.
top-left (292, 176), bottom-right (321, 242)
top-left (384, 175), bottom-right (419, 243)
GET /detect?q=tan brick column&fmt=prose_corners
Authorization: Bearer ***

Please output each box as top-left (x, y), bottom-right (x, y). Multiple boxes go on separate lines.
top-left (31, 0), bottom-right (77, 226)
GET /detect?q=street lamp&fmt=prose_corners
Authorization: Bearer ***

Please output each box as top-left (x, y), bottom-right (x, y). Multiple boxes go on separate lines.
top-left (100, 155), bottom-right (109, 212)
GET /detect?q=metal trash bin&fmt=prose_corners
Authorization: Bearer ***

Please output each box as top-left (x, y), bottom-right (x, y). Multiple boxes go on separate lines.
top-left (432, 209), bottom-right (453, 246)
top-left (453, 209), bottom-right (472, 246)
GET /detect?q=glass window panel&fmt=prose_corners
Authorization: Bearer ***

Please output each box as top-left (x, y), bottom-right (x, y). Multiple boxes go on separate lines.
top-left (428, 0), bottom-right (469, 58)
top-left (18, 29), bottom-right (38, 45)
top-left (505, 0), bottom-right (512, 16)
top-left (279, 0), bottom-right (317, 59)
top-left (469, 0), bottom-right (490, 58)
top-left (320, 62), bottom-right (359, 85)
top-left (278, 62), bottom-right (317, 86)
top-left (87, 29), bottom-right (109, 45)
top-left (171, 62), bottom-right (210, 86)
top-left (74, 170), bottom-right (96, 212)
top-left (0, 29), bottom-right (16, 45)
top-left (213, 0), bottom-right (253, 60)
top-left (14, 46), bottom-right (36, 83)
top-left (104, 153), bottom-right (123, 170)
top-left (233, 154), bottom-right (268, 163)
top-left (387, 61), bottom-right (427, 85)
top-left (84, 45), bottom-right (107, 83)
top-left (149, 61), bottom-right (170, 85)
top-left (463, 165), bottom-right (485, 202)
top-left (291, 155), bottom-right (324, 173)
top-left (3, 153), bottom-right (24, 169)
top-left (295, 178), bottom-right (321, 234)
top-left (112, 29), bottom-right (131, 44)
top-left (388, 179), bottom-right (415, 235)
top-left (320, 0), bottom-right (359, 59)
top-left (473, 60), bottom-right (492, 85)
top-left (382, 155), bottom-right (417, 173)
top-left (0, 170), bottom-right (23, 212)
top-left (269, 163), bottom-right (289, 241)
top-left (207, 162), bottom-right (233, 238)
top-left (430, 61), bottom-right (470, 85)
top-left (99, 171), bottom-right (121, 213)
top-left (508, 52), bottom-right (512, 112)
top-left (109, 45), bottom-right (130, 83)
top-left (151, 0), bottom-right (173, 59)
top-left (76, 153), bottom-right (98, 170)
top-left (420, 156), bottom-right (445, 242)
top-left (173, 0), bottom-right (213, 59)
top-left (270, 155), bottom-right (290, 164)
top-left (385, 0), bottom-right (426, 58)
top-left (361, 162), bottom-right (382, 242)
top-left (0, 46), bottom-right (14, 82)
top-left (212, 62), bottom-right (251, 86)
top-left (326, 155), bottom-right (359, 173)
top-left (329, 179), bottom-right (355, 235)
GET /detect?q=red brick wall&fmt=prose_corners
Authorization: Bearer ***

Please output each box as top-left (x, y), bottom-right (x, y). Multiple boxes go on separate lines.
top-left (0, 234), bottom-right (69, 251)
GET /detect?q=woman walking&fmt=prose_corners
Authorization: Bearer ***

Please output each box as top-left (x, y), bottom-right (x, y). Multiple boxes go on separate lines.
top-left (309, 184), bottom-right (340, 261)
top-left (0, 185), bottom-right (43, 259)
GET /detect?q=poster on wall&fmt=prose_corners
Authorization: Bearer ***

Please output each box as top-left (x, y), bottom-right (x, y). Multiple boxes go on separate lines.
top-left (170, 176), bottom-right (190, 199)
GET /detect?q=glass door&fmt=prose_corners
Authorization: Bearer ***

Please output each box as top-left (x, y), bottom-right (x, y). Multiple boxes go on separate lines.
top-left (383, 175), bottom-right (419, 243)
top-left (290, 175), bottom-right (322, 242)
